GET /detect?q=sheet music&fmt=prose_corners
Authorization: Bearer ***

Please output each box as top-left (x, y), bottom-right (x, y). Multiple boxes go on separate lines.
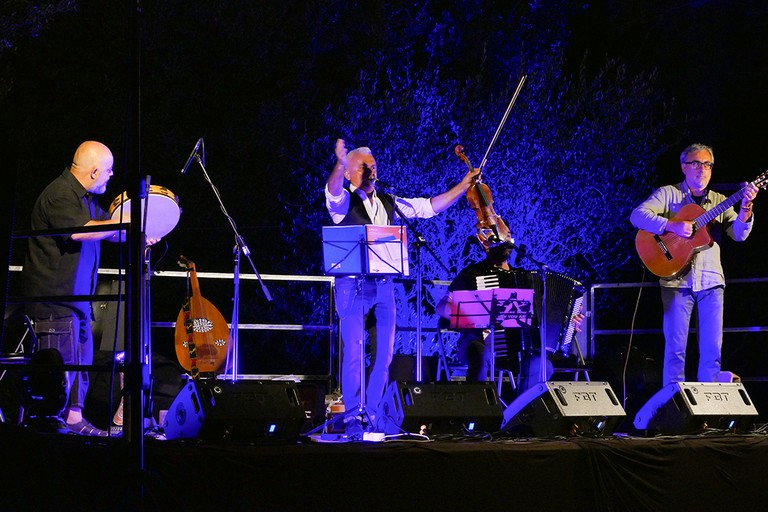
top-left (449, 288), bottom-right (534, 330)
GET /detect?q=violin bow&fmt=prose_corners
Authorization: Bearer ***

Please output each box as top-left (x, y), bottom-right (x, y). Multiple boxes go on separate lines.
top-left (477, 75), bottom-right (527, 173)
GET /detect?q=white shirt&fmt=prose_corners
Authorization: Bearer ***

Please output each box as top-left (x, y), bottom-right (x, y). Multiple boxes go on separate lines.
top-left (324, 184), bottom-right (437, 225)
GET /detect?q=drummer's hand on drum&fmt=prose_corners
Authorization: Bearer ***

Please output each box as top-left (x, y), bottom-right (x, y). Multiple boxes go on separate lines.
top-left (146, 236), bottom-right (161, 247)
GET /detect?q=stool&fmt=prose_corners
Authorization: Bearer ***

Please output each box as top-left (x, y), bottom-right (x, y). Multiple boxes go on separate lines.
top-left (496, 367), bottom-right (517, 406)
top-left (0, 315), bottom-right (38, 424)
top-left (434, 328), bottom-right (468, 381)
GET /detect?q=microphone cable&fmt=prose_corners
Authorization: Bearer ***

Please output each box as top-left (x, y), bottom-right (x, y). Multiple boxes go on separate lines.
top-left (621, 264), bottom-right (647, 411)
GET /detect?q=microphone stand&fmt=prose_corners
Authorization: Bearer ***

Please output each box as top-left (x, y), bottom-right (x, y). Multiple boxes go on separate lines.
top-left (385, 190), bottom-right (450, 381)
top-left (189, 148), bottom-right (273, 383)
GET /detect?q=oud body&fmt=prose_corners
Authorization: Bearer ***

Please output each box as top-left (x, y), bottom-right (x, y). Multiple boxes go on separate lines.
top-left (175, 257), bottom-right (231, 376)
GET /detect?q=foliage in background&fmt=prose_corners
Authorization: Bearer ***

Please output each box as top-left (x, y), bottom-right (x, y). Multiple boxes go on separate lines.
top-left (0, 1), bottom-right (77, 98)
top-left (0, 1), bottom-right (680, 371)
top-left (282, 2), bottom-right (676, 357)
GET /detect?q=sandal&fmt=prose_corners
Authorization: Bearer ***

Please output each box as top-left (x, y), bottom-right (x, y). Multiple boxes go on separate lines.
top-left (66, 419), bottom-right (109, 437)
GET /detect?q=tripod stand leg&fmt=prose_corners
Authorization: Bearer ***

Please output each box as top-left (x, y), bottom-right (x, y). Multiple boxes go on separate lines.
top-left (434, 331), bottom-right (452, 381)
top-left (571, 334), bottom-right (590, 382)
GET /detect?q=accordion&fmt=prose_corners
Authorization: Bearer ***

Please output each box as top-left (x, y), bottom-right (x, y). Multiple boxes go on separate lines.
top-left (486, 269), bottom-right (585, 356)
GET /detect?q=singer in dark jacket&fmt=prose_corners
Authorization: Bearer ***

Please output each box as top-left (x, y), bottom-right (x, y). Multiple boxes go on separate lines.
top-left (324, 138), bottom-right (477, 437)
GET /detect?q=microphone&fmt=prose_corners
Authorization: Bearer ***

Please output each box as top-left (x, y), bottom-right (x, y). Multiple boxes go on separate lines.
top-left (374, 179), bottom-right (390, 190)
top-left (180, 138), bottom-right (203, 174)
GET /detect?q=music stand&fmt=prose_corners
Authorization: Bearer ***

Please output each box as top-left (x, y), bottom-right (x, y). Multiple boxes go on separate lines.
top-left (322, 225), bottom-right (409, 276)
top-left (449, 288), bottom-right (534, 378)
top-left (312, 225), bottom-right (408, 439)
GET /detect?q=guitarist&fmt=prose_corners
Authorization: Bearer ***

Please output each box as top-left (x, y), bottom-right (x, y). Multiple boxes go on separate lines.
top-left (630, 143), bottom-right (759, 387)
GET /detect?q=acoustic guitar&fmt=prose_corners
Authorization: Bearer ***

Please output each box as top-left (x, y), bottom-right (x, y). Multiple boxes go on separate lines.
top-left (175, 256), bottom-right (231, 378)
top-left (635, 172), bottom-right (768, 279)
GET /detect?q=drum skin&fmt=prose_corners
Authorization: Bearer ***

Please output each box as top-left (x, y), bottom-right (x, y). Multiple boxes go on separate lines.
top-left (109, 185), bottom-right (180, 239)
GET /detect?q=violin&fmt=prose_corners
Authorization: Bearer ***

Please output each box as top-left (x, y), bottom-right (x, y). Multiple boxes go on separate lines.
top-left (455, 145), bottom-right (512, 249)
top-left (174, 256), bottom-right (231, 378)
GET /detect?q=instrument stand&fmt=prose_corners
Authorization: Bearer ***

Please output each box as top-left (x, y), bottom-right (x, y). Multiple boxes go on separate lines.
top-left (229, 243), bottom-right (242, 380)
top-left (448, 288), bottom-right (534, 386)
top-left (348, 275), bottom-right (377, 438)
top-left (119, 176), bottom-right (158, 435)
top-left (310, 234), bottom-right (410, 440)
top-left (188, 148), bottom-right (273, 382)
top-left (140, 243), bottom-right (156, 428)
top-left (302, 276), bottom-right (380, 440)
top-left (475, 295), bottom-right (502, 378)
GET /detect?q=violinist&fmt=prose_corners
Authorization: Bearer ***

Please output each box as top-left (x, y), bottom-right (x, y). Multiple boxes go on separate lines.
top-left (438, 142), bottom-right (583, 386)
top-left (325, 138), bottom-right (478, 438)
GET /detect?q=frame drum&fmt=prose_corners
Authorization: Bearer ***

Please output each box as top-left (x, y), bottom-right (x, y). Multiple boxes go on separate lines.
top-left (109, 185), bottom-right (180, 239)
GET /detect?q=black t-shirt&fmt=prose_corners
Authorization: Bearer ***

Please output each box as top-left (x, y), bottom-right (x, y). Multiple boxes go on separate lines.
top-left (448, 259), bottom-right (529, 293)
top-left (22, 168), bottom-right (109, 319)
top-left (445, 259), bottom-right (535, 354)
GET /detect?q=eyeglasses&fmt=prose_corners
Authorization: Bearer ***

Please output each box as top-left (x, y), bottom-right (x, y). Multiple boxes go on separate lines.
top-left (682, 160), bottom-right (714, 170)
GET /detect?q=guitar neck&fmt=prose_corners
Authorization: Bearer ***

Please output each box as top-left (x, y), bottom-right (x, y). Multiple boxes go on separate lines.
top-left (694, 187), bottom-right (746, 226)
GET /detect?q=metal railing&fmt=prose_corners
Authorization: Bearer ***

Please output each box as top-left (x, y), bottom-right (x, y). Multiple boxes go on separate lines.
top-left (7, 265), bottom-right (337, 381)
top-left (589, 277), bottom-right (768, 341)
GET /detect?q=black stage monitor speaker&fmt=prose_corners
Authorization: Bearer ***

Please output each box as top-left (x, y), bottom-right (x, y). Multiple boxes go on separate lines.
top-left (633, 382), bottom-right (758, 434)
top-left (164, 379), bottom-right (307, 442)
top-left (376, 381), bottom-right (504, 435)
top-left (501, 381), bottom-right (626, 437)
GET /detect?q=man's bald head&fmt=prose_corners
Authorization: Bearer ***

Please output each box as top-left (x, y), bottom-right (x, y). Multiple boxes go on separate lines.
top-left (71, 141), bottom-right (114, 194)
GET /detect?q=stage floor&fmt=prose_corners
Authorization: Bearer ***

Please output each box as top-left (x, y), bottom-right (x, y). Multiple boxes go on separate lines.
top-left (3, 423), bottom-right (768, 512)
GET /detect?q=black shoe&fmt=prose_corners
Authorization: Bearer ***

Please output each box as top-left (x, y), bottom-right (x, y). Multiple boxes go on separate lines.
top-left (66, 419), bottom-right (108, 437)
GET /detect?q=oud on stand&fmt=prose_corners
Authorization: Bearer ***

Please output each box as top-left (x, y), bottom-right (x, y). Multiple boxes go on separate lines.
top-left (174, 256), bottom-right (232, 380)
